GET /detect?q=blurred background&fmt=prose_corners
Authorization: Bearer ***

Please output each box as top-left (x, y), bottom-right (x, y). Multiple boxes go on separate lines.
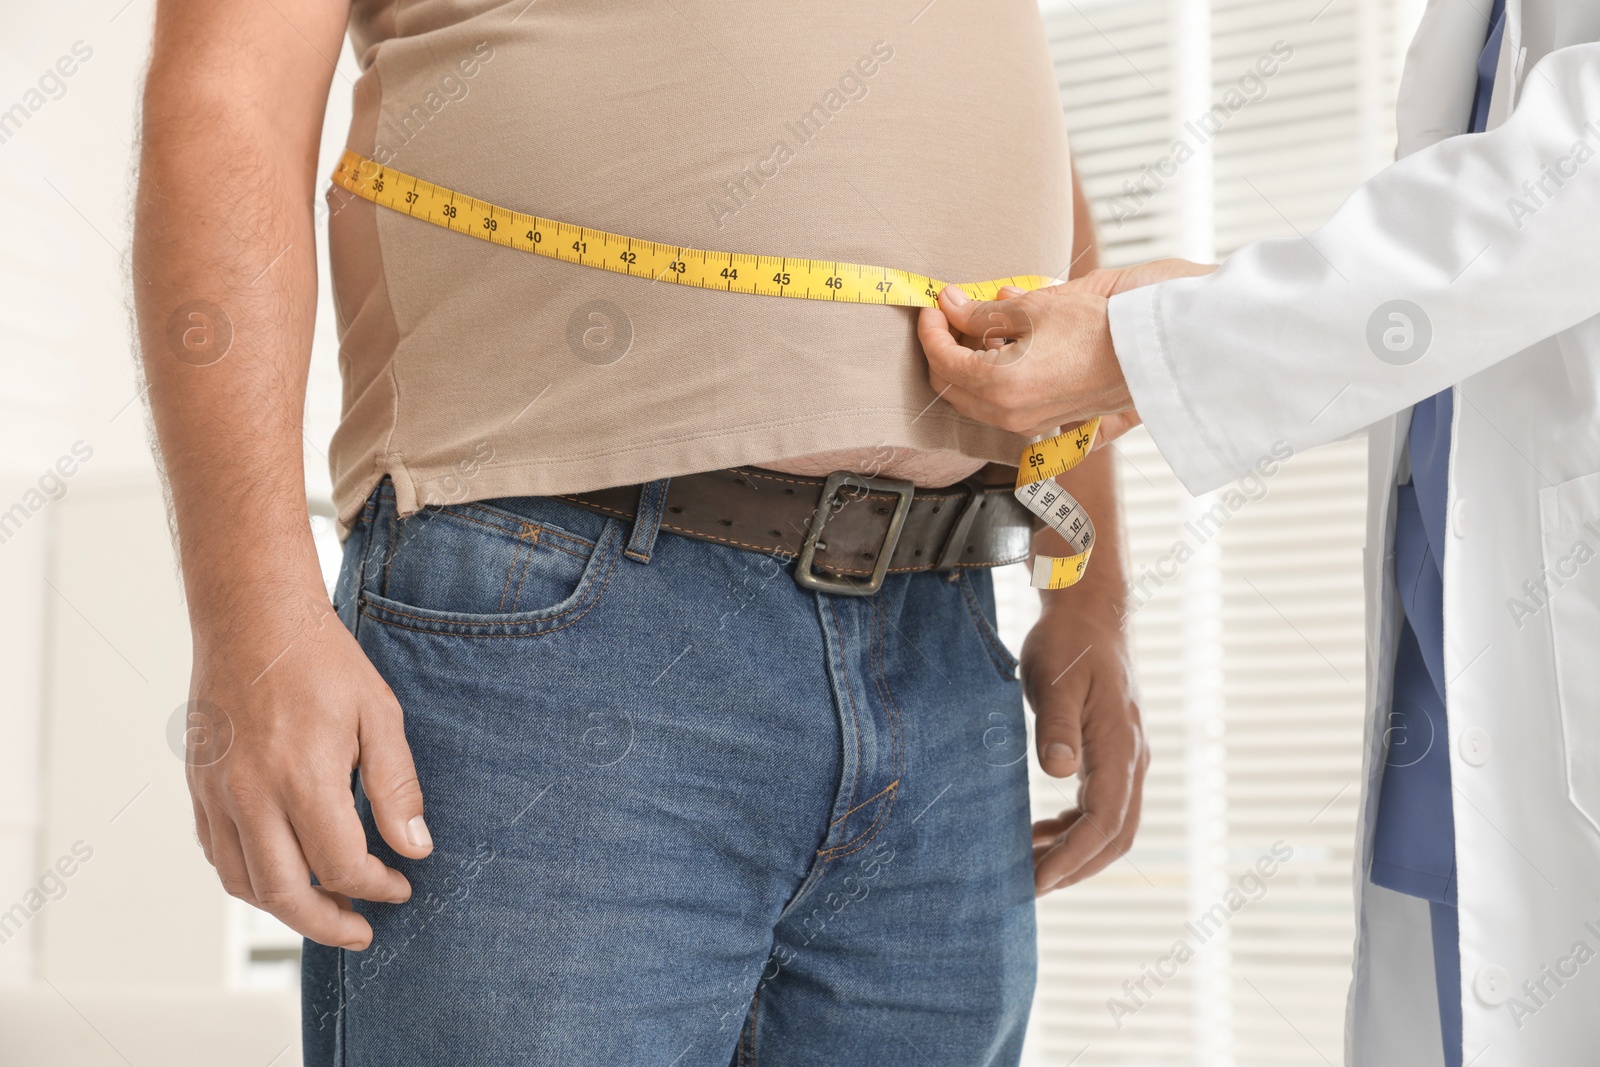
top-left (0, 0), bottom-right (1422, 1063)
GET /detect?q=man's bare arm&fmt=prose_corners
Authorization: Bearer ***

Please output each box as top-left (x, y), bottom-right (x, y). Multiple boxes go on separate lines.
top-left (133, 0), bottom-right (429, 950)
top-left (995, 165), bottom-right (1148, 892)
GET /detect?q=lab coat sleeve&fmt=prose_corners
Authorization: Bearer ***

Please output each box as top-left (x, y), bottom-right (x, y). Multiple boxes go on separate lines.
top-left (1108, 43), bottom-right (1600, 494)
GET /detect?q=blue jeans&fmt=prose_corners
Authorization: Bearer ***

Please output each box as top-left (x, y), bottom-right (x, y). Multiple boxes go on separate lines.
top-left (302, 478), bottom-right (1037, 1065)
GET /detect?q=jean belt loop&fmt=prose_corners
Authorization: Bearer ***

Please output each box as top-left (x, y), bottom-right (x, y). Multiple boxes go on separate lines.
top-left (626, 478), bottom-right (671, 564)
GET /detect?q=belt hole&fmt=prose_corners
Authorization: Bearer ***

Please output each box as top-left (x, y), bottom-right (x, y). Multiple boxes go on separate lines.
top-left (783, 488), bottom-right (796, 496)
top-left (862, 551), bottom-right (874, 561)
top-left (668, 505), bottom-right (683, 514)
top-left (931, 504), bottom-right (942, 513)
top-left (914, 549), bottom-right (923, 557)
top-left (769, 529), bottom-right (782, 538)
top-left (876, 506), bottom-right (889, 515)
top-left (720, 518), bottom-right (733, 527)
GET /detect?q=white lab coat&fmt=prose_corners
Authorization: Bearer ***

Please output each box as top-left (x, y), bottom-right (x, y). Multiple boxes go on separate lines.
top-left (1107, 2), bottom-right (1600, 1063)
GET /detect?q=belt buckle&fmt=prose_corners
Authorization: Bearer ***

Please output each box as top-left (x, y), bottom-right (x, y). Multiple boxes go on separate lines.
top-left (933, 474), bottom-right (990, 572)
top-left (794, 472), bottom-right (915, 596)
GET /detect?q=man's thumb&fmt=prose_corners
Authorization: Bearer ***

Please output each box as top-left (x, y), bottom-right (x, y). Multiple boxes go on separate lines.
top-left (360, 712), bottom-right (432, 859)
top-left (1029, 677), bottom-right (1085, 778)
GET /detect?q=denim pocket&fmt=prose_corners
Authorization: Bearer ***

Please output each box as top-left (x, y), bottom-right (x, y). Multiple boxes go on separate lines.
top-left (360, 500), bottom-right (624, 637)
top-left (957, 570), bottom-right (1020, 681)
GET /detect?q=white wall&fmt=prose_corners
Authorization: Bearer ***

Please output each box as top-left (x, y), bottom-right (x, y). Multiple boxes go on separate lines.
top-left (0, 0), bottom-right (351, 1060)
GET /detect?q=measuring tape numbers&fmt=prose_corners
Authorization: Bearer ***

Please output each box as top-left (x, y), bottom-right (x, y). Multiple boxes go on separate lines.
top-left (331, 150), bottom-right (1100, 588)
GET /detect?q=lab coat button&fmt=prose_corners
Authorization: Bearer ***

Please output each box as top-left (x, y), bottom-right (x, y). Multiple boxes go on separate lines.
top-left (1460, 727), bottom-right (1492, 767)
top-left (1474, 965), bottom-right (1512, 1006)
top-left (1451, 498), bottom-right (1468, 538)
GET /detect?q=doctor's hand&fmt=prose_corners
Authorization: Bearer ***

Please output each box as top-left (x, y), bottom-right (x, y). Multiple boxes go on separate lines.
top-left (917, 259), bottom-right (1216, 447)
top-left (1022, 526), bottom-right (1148, 894)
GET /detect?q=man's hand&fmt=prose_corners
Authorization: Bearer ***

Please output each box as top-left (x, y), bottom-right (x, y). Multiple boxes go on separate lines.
top-left (1017, 446), bottom-right (1148, 894)
top-left (132, 0), bottom-right (404, 948)
top-left (186, 601), bottom-right (430, 949)
top-left (916, 259), bottom-right (1216, 447)
top-left (1024, 597), bottom-right (1147, 893)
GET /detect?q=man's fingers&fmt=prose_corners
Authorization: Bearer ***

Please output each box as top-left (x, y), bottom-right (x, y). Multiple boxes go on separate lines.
top-left (1031, 810), bottom-right (1082, 850)
top-left (1033, 724), bottom-right (1141, 891)
top-left (295, 793), bottom-right (412, 905)
top-left (191, 793), bottom-right (215, 865)
top-left (235, 806), bottom-right (374, 948)
top-left (1033, 787), bottom-right (1129, 893)
top-left (1033, 809), bottom-right (1113, 892)
top-left (358, 704), bottom-right (432, 861)
top-left (1036, 815), bottom-right (1138, 893)
top-left (208, 813), bottom-right (258, 905)
top-left (1043, 769), bottom-right (1146, 891)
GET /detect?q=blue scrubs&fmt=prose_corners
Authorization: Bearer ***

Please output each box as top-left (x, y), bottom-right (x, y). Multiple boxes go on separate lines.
top-left (1369, 4), bottom-right (1505, 1062)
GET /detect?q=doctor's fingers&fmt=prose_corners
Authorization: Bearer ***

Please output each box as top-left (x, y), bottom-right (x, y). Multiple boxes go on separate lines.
top-left (933, 284), bottom-right (1039, 345)
top-left (926, 374), bottom-right (1067, 438)
top-left (918, 300), bottom-right (1019, 368)
top-left (1091, 409), bottom-right (1144, 449)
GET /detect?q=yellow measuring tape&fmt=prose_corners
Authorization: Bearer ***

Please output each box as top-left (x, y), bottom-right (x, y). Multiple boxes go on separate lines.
top-left (331, 150), bottom-right (1099, 588)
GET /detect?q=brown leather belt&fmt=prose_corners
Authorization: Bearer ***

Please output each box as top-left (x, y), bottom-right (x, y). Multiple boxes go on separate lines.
top-left (557, 466), bottom-right (1033, 596)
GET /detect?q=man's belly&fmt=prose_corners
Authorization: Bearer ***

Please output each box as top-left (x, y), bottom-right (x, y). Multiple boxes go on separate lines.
top-left (764, 448), bottom-right (989, 488)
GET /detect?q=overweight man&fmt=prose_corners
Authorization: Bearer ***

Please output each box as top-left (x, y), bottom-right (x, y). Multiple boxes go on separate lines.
top-left (132, 1), bottom-right (1145, 1064)
top-left (922, 2), bottom-right (1600, 1063)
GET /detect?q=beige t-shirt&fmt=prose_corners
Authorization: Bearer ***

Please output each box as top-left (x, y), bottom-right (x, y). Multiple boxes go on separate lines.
top-left (328, 0), bottom-right (1073, 530)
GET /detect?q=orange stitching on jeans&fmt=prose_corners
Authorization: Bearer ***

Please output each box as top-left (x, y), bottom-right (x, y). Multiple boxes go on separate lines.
top-left (358, 557), bottom-right (613, 638)
top-left (820, 790), bottom-right (901, 861)
top-left (417, 506), bottom-right (519, 538)
top-left (498, 526), bottom-right (530, 612)
top-left (827, 779), bottom-right (901, 826)
top-left (825, 599), bottom-right (905, 858)
top-left (417, 502), bottom-right (597, 550)
top-left (507, 523), bottom-right (541, 610)
top-left (358, 527), bottom-right (620, 637)
top-left (822, 597), bottom-right (909, 859)
top-left (538, 525), bottom-right (593, 551)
